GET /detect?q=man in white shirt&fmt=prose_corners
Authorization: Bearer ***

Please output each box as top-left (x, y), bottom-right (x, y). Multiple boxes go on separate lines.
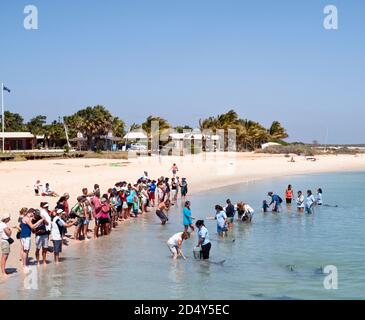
top-left (51, 209), bottom-right (76, 263)
top-left (40, 202), bottom-right (52, 232)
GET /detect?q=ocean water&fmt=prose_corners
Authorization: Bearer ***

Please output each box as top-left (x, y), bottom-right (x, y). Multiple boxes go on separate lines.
top-left (2, 171), bottom-right (365, 300)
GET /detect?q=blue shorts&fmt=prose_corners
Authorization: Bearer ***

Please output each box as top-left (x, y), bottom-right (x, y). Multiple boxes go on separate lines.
top-left (217, 225), bottom-right (227, 233)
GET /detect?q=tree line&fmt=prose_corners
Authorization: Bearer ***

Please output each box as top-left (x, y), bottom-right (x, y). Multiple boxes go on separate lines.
top-left (0, 106), bottom-right (288, 151)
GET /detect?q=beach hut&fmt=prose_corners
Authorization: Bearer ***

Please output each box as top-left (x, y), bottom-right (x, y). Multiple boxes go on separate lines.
top-left (0, 132), bottom-right (36, 151)
top-left (69, 132), bottom-right (87, 151)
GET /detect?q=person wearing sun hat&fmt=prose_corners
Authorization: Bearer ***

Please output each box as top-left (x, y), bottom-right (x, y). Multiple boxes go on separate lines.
top-left (51, 209), bottom-right (76, 264)
top-left (0, 213), bottom-right (12, 275)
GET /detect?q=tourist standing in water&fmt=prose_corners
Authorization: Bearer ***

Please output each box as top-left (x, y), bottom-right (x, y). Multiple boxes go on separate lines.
top-left (51, 209), bottom-right (76, 264)
top-left (183, 201), bottom-right (195, 232)
top-left (215, 205), bottom-right (228, 237)
top-left (305, 190), bottom-right (316, 214)
top-left (268, 192), bottom-right (282, 213)
top-left (167, 231), bottom-right (190, 260)
top-left (20, 209), bottom-right (45, 268)
top-left (180, 178), bottom-right (188, 201)
top-left (296, 191), bottom-right (305, 212)
top-left (195, 220), bottom-right (211, 260)
top-left (285, 185), bottom-right (294, 205)
top-left (225, 199), bottom-right (235, 229)
top-left (0, 214), bottom-right (12, 276)
top-left (316, 188), bottom-right (323, 205)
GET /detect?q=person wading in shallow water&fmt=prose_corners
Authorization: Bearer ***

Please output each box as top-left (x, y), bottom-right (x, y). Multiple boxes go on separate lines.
top-left (285, 184), bottom-right (294, 206)
top-left (195, 220), bottom-right (211, 260)
top-left (156, 199), bottom-right (170, 225)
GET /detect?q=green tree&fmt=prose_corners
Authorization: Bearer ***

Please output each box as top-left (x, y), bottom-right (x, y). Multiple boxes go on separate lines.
top-left (142, 116), bottom-right (171, 136)
top-left (64, 105), bottom-right (124, 150)
top-left (27, 115), bottom-right (47, 135)
top-left (0, 111), bottom-right (26, 132)
top-left (268, 121), bottom-right (288, 141)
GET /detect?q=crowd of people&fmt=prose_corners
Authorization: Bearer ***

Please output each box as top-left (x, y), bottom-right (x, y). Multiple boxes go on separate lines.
top-left (0, 163), bottom-right (194, 275)
top-left (0, 162), bottom-right (325, 275)
top-left (166, 185), bottom-right (324, 261)
top-left (265, 185), bottom-right (323, 214)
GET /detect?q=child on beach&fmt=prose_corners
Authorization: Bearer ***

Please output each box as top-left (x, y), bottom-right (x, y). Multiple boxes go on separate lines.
top-left (34, 180), bottom-right (43, 196)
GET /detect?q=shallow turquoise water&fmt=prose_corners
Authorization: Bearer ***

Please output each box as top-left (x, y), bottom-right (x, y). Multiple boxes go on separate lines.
top-left (2, 171), bottom-right (365, 299)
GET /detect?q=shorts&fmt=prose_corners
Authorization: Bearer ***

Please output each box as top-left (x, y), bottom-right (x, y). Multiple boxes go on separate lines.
top-left (217, 225), bottom-right (227, 233)
top-left (167, 243), bottom-right (178, 255)
top-left (35, 234), bottom-right (49, 249)
top-left (1, 240), bottom-right (10, 254)
top-left (149, 192), bottom-right (155, 200)
top-left (227, 217), bottom-right (234, 224)
top-left (305, 206), bottom-right (313, 214)
top-left (21, 237), bottom-right (31, 251)
top-left (127, 202), bottom-right (134, 208)
top-left (53, 240), bottom-right (62, 254)
top-left (286, 198), bottom-right (292, 204)
top-left (122, 202), bottom-right (128, 209)
top-left (200, 242), bottom-right (211, 260)
top-left (83, 219), bottom-right (90, 225)
top-left (99, 217), bottom-right (109, 224)
top-left (34, 189), bottom-right (39, 195)
top-left (181, 189), bottom-right (187, 196)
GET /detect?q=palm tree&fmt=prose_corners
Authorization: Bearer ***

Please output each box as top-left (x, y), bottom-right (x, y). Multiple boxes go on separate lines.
top-left (268, 121), bottom-right (288, 141)
top-left (64, 105), bottom-right (115, 150)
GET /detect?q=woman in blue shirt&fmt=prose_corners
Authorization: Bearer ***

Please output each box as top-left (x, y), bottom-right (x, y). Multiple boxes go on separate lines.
top-left (195, 220), bottom-right (211, 260)
top-left (183, 201), bottom-right (195, 232)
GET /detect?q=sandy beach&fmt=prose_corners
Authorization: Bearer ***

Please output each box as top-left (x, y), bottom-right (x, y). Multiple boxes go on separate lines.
top-left (1, 152), bottom-right (365, 273)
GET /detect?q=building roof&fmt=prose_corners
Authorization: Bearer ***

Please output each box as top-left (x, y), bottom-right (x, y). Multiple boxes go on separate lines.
top-left (123, 131), bottom-right (148, 140)
top-left (0, 132), bottom-right (35, 139)
top-left (261, 142), bottom-right (281, 149)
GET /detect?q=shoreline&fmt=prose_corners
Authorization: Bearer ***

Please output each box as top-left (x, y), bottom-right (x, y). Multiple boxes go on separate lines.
top-left (1, 152), bottom-right (365, 279)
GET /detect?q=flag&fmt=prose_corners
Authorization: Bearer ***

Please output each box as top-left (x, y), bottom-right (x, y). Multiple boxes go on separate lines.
top-left (2, 85), bottom-right (10, 93)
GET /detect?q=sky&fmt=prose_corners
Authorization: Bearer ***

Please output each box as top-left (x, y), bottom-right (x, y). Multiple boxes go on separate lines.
top-left (0, 0), bottom-right (364, 144)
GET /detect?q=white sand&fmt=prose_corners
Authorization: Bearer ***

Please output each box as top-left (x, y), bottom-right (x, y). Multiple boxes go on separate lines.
top-left (1, 152), bottom-right (365, 272)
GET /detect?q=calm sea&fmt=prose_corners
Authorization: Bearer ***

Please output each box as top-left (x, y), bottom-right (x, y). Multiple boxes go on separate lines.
top-left (2, 171), bottom-right (365, 299)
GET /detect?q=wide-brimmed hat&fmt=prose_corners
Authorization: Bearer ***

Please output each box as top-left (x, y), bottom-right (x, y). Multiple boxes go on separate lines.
top-left (1, 213), bottom-right (10, 221)
top-left (56, 209), bottom-right (65, 215)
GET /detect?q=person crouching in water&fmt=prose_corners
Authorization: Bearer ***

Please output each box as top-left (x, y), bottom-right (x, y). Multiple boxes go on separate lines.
top-left (195, 220), bottom-right (211, 260)
top-left (167, 231), bottom-right (190, 260)
top-left (156, 199), bottom-right (170, 225)
top-left (237, 202), bottom-right (254, 222)
top-left (51, 209), bottom-right (76, 264)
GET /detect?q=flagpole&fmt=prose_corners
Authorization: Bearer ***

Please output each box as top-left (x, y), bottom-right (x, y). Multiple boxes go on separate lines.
top-left (1, 82), bottom-right (4, 153)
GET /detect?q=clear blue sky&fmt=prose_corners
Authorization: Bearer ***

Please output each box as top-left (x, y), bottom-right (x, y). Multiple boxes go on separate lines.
top-left (0, 0), bottom-right (364, 143)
